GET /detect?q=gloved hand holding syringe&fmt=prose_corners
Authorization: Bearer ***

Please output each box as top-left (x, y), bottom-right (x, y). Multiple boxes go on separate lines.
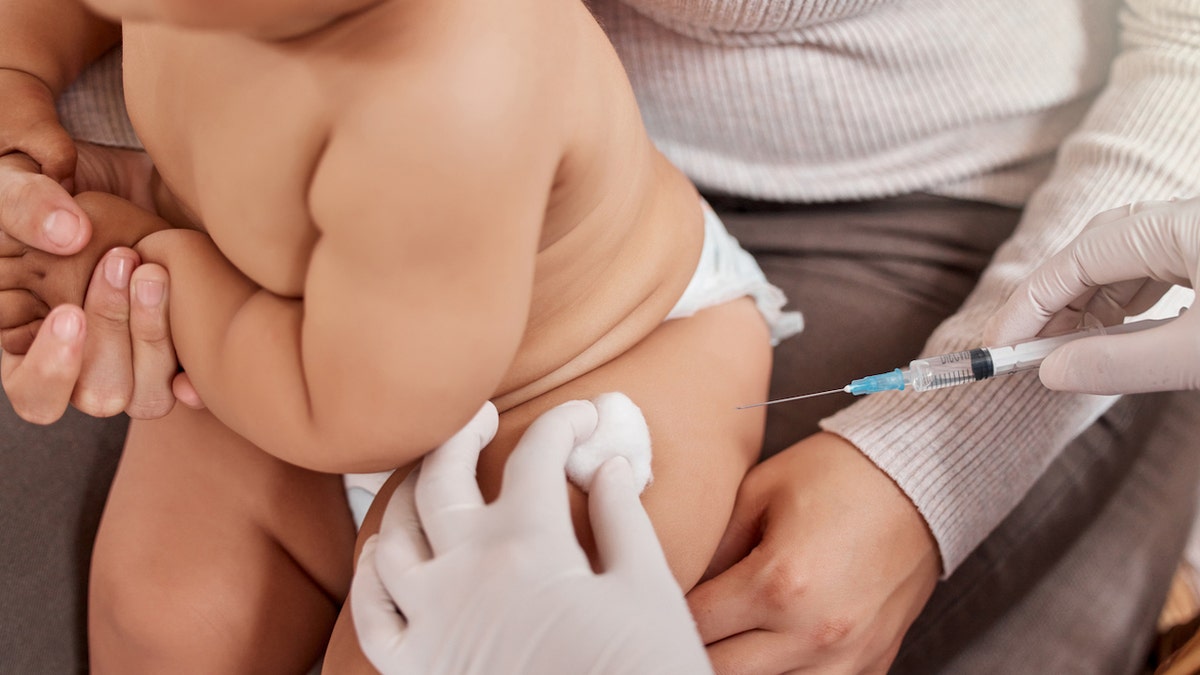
top-left (740, 316), bottom-right (1177, 408)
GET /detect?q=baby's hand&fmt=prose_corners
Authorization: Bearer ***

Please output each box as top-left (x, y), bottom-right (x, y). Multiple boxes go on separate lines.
top-left (0, 192), bottom-right (170, 354)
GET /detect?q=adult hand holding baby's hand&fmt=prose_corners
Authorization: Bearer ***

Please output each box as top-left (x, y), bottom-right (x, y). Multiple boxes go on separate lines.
top-left (688, 431), bottom-right (940, 674)
top-left (0, 66), bottom-right (197, 422)
top-left (0, 234), bottom-right (195, 424)
top-left (0, 161), bottom-right (195, 423)
top-left (0, 68), bottom-right (91, 254)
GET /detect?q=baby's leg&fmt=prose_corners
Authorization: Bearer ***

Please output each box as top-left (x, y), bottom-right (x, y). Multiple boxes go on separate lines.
top-left (324, 296), bottom-right (771, 671)
top-left (487, 296), bottom-right (770, 586)
top-left (89, 405), bottom-right (357, 673)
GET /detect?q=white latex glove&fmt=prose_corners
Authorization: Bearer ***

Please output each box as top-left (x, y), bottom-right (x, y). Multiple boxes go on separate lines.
top-left (351, 400), bottom-right (712, 675)
top-left (986, 197), bottom-right (1199, 394)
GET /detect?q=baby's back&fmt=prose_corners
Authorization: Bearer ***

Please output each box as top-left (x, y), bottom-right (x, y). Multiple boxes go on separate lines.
top-left (122, 0), bottom-right (705, 410)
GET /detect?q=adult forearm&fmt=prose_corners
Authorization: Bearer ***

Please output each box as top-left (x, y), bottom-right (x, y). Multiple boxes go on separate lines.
top-left (0, 0), bottom-right (120, 95)
top-left (822, 0), bottom-right (1200, 575)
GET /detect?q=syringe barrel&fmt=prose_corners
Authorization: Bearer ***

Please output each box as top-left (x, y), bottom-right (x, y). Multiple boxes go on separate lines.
top-left (845, 317), bottom-right (1178, 397)
top-left (986, 317), bottom-right (1176, 375)
top-left (907, 348), bottom-right (994, 392)
top-left (986, 336), bottom-right (1075, 375)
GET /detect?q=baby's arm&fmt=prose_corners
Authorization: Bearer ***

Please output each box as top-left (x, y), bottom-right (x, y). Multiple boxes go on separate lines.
top-left (135, 85), bottom-right (558, 474)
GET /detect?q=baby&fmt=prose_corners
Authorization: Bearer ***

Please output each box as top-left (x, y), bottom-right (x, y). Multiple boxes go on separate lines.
top-left (0, 0), bottom-right (801, 671)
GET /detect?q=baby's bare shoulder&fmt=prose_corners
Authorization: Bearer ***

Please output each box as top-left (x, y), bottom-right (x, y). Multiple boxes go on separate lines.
top-left (308, 53), bottom-right (563, 247)
top-left (306, 0), bottom-right (628, 239)
top-left (315, 35), bottom-right (575, 204)
top-left (321, 27), bottom-right (559, 172)
top-left (329, 0), bottom-right (599, 145)
top-left (316, 65), bottom-right (561, 221)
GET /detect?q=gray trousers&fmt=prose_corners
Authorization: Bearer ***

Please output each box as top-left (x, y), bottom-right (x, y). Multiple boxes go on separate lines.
top-left (1, 194), bottom-right (1196, 673)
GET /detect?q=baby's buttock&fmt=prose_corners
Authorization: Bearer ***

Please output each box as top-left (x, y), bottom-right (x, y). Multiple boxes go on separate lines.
top-left (499, 201), bottom-right (801, 405)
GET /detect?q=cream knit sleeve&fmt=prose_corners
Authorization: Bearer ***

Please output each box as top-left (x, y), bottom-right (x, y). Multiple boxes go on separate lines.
top-left (821, 0), bottom-right (1200, 575)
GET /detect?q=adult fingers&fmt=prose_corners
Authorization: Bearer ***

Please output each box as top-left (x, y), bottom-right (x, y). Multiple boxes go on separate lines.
top-left (414, 401), bottom-right (498, 550)
top-left (0, 305), bottom-right (85, 424)
top-left (375, 469), bottom-right (436, 623)
top-left (0, 153), bottom-right (90, 255)
top-left (500, 399), bottom-right (597, 518)
top-left (19, 118), bottom-right (77, 186)
top-left (1039, 317), bottom-right (1200, 394)
top-left (0, 287), bottom-right (48, 354)
top-left (1031, 286), bottom-right (1099, 339)
top-left (0, 290), bottom-right (48, 329)
top-left (379, 468), bottom-right (433, 568)
top-left (995, 278), bottom-right (1172, 347)
top-left (702, 476), bottom-right (766, 584)
top-left (350, 537), bottom-right (408, 674)
top-left (126, 263), bottom-right (177, 419)
top-left (72, 248), bottom-right (137, 417)
top-left (1040, 278), bottom-right (1169, 338)
top-left (0, 69), bottom-right (77, 183)
top-left (1117, 280), bottom-right (1176, 319)
top-left (987, 209), bottom-right (1195, 345)
top-left (986, 254), bottom-right (1098, 346)
top-left (1065, 208), bottom-right (1195, 288)
top-left (1083, 199), bottom-right (1170, 231)
top-left (687, 548), bottom-right (769, 646)
top-left (706, 630), bottom-right (800, 675)
top-left (1077, 278), bottom-right (1168, 329)
top-left (589, 456), bottom-right (671, 581)
top-left (0, 317), bottom-right (42, 355)
top-left (1077, 202), bottom-right (1196, 289)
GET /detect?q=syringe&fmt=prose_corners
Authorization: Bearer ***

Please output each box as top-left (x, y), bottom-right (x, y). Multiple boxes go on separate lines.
top-left (739, 316), bottom-right (1175, 409)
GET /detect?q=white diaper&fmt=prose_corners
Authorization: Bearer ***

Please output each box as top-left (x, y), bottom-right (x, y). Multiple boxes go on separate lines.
top-left (667, 202), bottom-right (803, 344)
top-left (343, 202), bottom-right (802, 527)
top-left (345, 471), bottom-right (391, 528)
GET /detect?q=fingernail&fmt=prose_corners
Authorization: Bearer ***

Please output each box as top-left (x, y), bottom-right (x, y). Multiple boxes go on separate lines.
top-left (105, 255), bottom-right (132, 290)
top-left (42, 210), bottom-right (80, 248)
top-left (52, 311), bottom-right (81, 340)
top-left (135, 280), bottom-right (164, 308)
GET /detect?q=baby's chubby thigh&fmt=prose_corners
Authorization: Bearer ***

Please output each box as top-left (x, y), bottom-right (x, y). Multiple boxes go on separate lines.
top-left (481, 295), bottom-right (772, 590)
top-left (321, 298), bottom-right (771, 672)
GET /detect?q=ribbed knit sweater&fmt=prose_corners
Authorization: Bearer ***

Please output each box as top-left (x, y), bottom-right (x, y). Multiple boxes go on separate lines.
top-left (592, 0), bottom-right (1200, 573)
top-left (60, 0), bottom-right (1200, 575)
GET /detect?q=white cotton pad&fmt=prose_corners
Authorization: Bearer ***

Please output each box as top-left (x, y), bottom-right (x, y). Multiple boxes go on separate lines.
top-left (565, 392), bottom-right (653, 494)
